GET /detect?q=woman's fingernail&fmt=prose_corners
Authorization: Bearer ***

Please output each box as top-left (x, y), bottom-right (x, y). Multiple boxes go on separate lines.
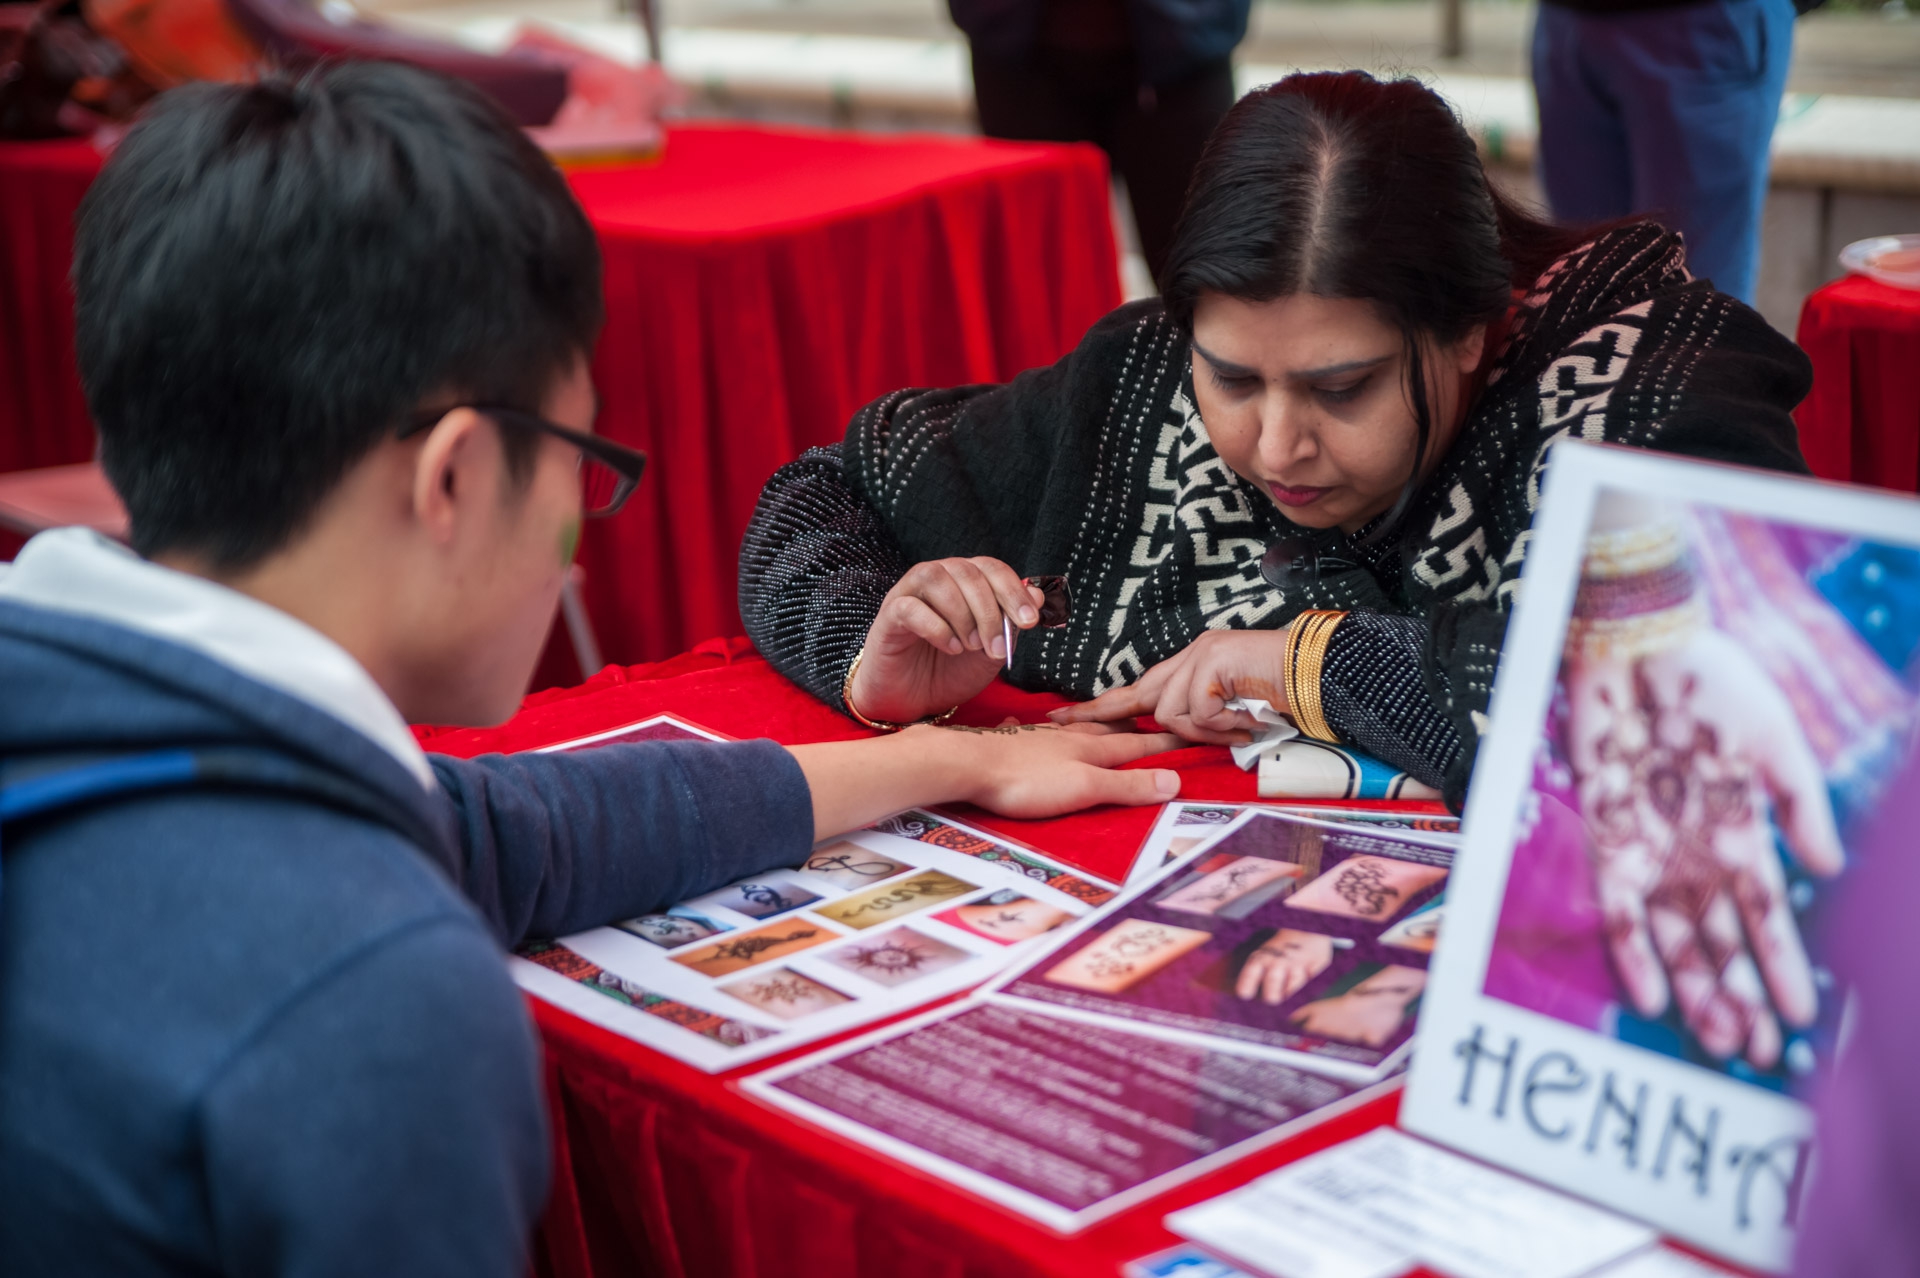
top-left (1019, 607), bottom-right (1038, 625)
top-left (1046, 707), bottom-right (1071, 721)
top-left (1154, 770), bottom-right (1180, 796)
top-left (988, 635), bottom-right (1005, 659)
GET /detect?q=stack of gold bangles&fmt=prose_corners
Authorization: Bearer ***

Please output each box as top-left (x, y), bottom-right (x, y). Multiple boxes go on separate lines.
top-left (1282, 610), bottom-right (1346, 743)
top-left (841, 647), bottom-right (960, 732)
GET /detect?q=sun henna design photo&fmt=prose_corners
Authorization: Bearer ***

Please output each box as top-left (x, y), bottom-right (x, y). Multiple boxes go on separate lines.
top-left (821, 927), bottom-right (970, 988)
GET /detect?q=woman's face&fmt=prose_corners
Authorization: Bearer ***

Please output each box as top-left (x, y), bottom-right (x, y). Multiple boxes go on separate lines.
top-left (1190, 292), bottom-right (1487, 534)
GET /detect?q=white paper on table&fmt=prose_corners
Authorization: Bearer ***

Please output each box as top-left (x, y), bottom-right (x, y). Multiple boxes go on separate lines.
top-left (1224, 697), bottom-right (1299, 770)
top-left (1169, 1189), bottom-right (1414, 1278)
top-left (1166, 1128), bottom-right (1657, 1278)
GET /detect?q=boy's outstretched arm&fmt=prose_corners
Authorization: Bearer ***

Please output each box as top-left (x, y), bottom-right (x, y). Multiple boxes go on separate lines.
top-left (790, 722), bottom-right (1182, 841)
top-left (433, 722), bottom-right (1183, 947)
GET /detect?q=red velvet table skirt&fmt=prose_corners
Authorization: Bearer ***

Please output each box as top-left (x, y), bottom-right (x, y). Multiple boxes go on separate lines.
top-left (422, 647), bottom-right (1444, 1278)
top-left (0, 125), bottom-right (1121, 671)
top-left (1794, 273), bottom-right (1920, 493)
top-left (0, 138), bottom-right (99, 475)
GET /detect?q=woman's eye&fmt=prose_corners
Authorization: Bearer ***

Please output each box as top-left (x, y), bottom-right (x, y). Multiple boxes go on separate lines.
top-left (1206, 366), bottom-right (1259, 394)
top-left (1317, 379), bottom-right (1367, 405)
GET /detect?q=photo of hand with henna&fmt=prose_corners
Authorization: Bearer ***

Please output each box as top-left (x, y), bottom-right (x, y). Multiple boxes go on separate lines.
top-left (1234, 930), bottom-right (1336, 1005)
top-left (1566, 629), bottom-right (1844, 1069)
top-left (1483, 496), bottom-right (1919, 1092)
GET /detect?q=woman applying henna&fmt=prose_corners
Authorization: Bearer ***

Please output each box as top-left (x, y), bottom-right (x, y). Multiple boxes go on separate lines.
top-left (738, 70), bottom-right (1811, 808)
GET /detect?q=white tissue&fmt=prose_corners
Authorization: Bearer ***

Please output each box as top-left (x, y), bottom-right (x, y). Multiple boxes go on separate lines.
top-left (1222, 697), bottom-right (1299, 771)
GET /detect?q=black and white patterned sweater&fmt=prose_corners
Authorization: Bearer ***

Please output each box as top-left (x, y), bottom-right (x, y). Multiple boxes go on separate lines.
top-left (737, 226), bottom-right (1810, 805)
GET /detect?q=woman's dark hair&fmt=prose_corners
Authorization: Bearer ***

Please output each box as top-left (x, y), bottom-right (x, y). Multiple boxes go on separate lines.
top-left (74, 61), bottom-right (604, 571)
top-left (1161, 71), bottom-right (1604, 536)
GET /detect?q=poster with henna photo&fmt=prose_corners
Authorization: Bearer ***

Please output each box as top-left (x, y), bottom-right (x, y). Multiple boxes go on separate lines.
top-left (986, 809), bottom-right (1452, 1083)
top-left (510, 805), bottom-right (1119, 1073)
top-left (1124, 801), bottom-right (1460, 886)
top-left (1403, 442), bottom-right (1920, 1271)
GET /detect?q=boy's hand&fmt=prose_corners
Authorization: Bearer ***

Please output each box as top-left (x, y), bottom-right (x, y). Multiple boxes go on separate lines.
top-left (913, 720), bottom-right (1183, 818)
top-left (852, 558), bottom-right (1046, 724)
top-left (792, 719), bottom-right (1181, 839)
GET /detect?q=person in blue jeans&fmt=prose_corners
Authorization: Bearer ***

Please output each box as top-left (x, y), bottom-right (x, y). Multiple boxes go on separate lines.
top-left (0, 61), bottom-right (1182, 1278)
top-left (1532, 0), bottom-right (1799, 305)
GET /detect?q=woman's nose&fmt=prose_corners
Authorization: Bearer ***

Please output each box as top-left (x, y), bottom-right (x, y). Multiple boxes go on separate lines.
top-left (1257, 395), bottom-right (1316, 471)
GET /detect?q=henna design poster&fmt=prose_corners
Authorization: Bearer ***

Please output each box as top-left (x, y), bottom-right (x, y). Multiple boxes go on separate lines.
top-left (1403, 442), bottom-right (1920, 1271)
top-left (506, 714), bottom-right (1118, 1071)
top-left (986, 809), bottom-right (1453, 1083)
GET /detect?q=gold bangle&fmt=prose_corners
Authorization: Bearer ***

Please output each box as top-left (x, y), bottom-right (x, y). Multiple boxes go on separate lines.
top-left (1582, 521), bottom-right (1685, 579)
top-left (840, 647), bottom-right (960, 732)
top-left (1285, 610), bottom-right (1346, 742)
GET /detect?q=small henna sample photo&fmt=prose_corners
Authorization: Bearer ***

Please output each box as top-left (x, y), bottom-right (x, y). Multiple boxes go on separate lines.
top-left (1287, 963), bottom-right (1427, 1047)
top-left (1287, 856), bottom-right (1446, 922)
top-left (820, 927), bottom-right (972, 988)
top-left (1229, 928), bottom-right (1338, 1006)
top-left (1377, 900), bottom-right (1442, 953)
top-left (796, 842), bottom-right (911, 891)
top-left (613, 909), bottom-right (730, 950)
top-left (1155, 855), bottom-right (1306, 918)
top-left (671, 919), bottom-right (838, 976)
top-left (1042, 918), bottom-right (1212, 994)
top-left (814, 870), bottom-right (978, 930)
top-left (933, 889), bottom-right (1074, 944)
top-left (700, 877), bottom-right (824, 920)
top-left (718, 968), bottom-right (855, 1020)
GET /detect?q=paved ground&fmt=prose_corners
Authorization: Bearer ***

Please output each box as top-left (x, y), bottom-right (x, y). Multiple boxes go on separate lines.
top-left (363, 0), bottom-right (1920, 99)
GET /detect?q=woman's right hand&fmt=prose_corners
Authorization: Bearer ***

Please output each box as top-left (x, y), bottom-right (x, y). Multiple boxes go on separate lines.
top-left (848, 557), bottom-right (1047, 724)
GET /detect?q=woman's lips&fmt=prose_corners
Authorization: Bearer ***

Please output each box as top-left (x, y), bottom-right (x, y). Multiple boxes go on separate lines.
top-left (1269, 483), bottom-right (1332, 508)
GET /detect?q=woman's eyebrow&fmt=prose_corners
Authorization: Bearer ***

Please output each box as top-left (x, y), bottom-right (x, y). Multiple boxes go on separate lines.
top-left (1191, 341), bottom-right (1259, 378)
top-left (1290, 354), bottom-right (1393, 380)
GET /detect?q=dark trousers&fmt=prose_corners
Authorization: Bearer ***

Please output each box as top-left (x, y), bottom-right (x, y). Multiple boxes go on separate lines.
top-left (1532, 0), bottom-right (1795, 305)
top-left (970, 48), bottom-right (1236, 287)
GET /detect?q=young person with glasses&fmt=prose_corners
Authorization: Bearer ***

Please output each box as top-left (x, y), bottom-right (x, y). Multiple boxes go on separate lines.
top-left (0, 62), bottom-right (1180, 1278)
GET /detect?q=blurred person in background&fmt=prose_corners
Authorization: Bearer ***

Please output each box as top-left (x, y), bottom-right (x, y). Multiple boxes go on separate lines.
top-left (952, 0), bottom-right (1250, 286)
top-left (1531, 0), bottom-right (1802, 305)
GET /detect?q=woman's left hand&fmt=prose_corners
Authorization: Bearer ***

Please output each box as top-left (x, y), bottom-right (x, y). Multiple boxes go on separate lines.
top-left (1048, 629), bottom-right (1291, 745)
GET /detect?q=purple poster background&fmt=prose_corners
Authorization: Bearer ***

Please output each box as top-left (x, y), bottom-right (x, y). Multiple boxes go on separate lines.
top-left (767, 1002), bottom-right (1360, 1214)
top-left (998, 816), bottom-right (1450, 1070)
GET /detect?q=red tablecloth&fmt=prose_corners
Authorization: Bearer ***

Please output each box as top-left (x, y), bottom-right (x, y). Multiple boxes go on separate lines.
top-left (0, 138), bottom-right (98, 475)
top-left (1794, 273), bottom-right (1920, 493)
top-left (0, 125), bottom-right (1120, 671)
top-left (422, 645), bottom-right (1445, 1278)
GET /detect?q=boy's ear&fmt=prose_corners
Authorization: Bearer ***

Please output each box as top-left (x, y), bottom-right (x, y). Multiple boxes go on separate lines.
top-left (410, 408), bottom-right (489, 544)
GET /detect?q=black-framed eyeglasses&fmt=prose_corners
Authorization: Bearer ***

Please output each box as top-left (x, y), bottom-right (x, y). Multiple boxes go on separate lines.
top-left (401, 405), bottom-right (647, 518)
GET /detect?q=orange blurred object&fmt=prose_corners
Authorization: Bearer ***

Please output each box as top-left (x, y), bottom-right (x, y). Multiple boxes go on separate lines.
top-left (82, 0), bottom-right (261, 88)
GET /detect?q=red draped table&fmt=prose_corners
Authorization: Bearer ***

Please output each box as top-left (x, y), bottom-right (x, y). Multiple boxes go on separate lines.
top-left (1794, 273), bottom-right (1920, 493)
top-left (422, 645), bottom-right (1434, 1278)
top-left (0, 125), bottom-right (1120, 670)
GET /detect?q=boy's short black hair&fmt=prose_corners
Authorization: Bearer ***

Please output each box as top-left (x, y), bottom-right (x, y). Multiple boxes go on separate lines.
top-left (73, 61), bottom-right (605, 570)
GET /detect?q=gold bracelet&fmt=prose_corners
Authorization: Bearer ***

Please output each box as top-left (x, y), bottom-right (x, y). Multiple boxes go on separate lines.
top-left (840, 647), bottom-right (960, 732)
top-left (1284, 611), bottom-right (1346, 742)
